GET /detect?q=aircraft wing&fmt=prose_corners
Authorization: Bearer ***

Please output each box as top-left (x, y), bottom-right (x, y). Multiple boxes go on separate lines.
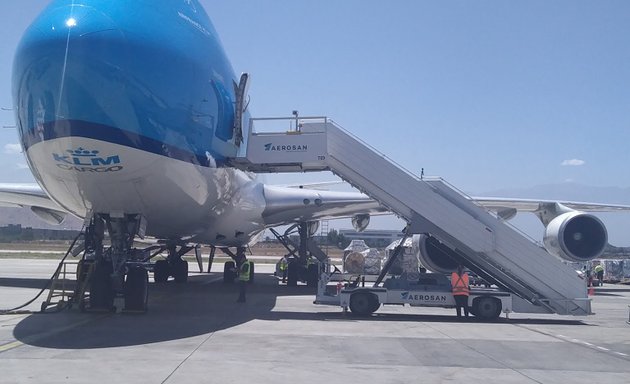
top-left (0, 183), bottom-right (70, 225)
top-left (262, 185), bottom-right (630, 227)
top-left (472, 197), bottom-right (630, 213)
top-left (261, 185), bottom-right (387, 227)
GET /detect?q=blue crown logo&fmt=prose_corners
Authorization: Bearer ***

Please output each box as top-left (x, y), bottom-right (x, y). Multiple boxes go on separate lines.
top-left (66, 147), bottom-right (99, 157)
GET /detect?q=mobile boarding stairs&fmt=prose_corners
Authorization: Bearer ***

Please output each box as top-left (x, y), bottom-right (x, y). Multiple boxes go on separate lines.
top-left (229, 116), bottom-right (591, 317)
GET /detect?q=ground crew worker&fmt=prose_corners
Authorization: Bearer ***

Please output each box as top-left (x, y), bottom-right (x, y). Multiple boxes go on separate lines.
top-left (237, 260), bottom-right (250, 303)
top-left (279, 256), bottom-right (288, 283)
top-left (583, 265), bottom-right (593, 287)
top-left (594, 264), bottom-right (604, 286)
top-left (451, 265), bottom-right (470, 319)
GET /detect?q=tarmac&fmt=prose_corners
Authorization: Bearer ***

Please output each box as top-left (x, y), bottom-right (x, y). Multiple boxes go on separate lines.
top-left (0, 258), bottom-right (629, 384)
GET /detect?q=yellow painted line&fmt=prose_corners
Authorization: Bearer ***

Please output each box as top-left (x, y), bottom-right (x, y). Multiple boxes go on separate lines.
top-left (0, 340), bottom-right (23, 352)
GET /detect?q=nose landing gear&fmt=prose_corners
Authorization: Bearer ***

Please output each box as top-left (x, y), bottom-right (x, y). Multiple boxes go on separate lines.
top-left (83, 214), bottom-right (150, 313)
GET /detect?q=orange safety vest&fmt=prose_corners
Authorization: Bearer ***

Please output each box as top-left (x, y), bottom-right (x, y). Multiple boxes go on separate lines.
top-left (451, 272), bottom-right (470, 296)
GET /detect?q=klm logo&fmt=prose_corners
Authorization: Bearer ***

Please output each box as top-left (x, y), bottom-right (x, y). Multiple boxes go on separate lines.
top-left (264, 143), bottom-right (308, 152)
top-left (53, 147), bottom-right (123, 173)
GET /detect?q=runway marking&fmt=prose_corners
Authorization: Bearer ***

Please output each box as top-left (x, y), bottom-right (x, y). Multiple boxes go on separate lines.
top-left (550, 333), bottom-right (626, 359)
top-left (517, 327), bottom-right (629, 361)
top-left (0, 340), bottom-right (23, 352)
top-left (596, 346), bottom-right (610, 351)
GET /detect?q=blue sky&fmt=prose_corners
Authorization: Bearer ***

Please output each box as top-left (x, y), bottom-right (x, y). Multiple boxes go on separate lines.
top-left (1, 1), bottom-right (629, 243)
top-left (209, 0), bottom-right (630, 191)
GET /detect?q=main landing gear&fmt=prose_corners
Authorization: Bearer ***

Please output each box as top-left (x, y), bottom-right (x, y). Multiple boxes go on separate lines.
top-left (269, 221), bottom-right (326, 287)
top-left (221, 247), bottom-right (253, 284)
top-left (153, 243), bottom-right (192, 284)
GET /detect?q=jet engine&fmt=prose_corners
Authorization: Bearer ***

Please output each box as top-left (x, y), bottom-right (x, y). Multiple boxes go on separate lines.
top-left (351, 214), bottom-right (370, 232)
top-left (306, 221), bottom-right (320, 237)
top-left (412, 234), bottom-right (459, 274)
top-left (543, 212), bottom-right (607, 262)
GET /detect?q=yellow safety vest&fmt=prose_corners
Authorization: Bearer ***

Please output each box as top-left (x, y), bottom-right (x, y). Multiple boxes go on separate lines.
top-left (239, 261), bottom-right (250, 281)
top-left (279, 258), bottom-right (288, 271)
top-left (594, 265), bottom-right (603, 273)
top-left (451, 272), bottom-right (470, 296)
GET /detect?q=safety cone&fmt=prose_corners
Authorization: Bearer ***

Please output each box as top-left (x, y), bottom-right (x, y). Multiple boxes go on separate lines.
top-left (588, 286), bottom-right (595, 296)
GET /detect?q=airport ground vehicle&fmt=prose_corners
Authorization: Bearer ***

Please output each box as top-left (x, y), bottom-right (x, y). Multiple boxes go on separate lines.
top-left (315, 268), bottom-right (511, 320)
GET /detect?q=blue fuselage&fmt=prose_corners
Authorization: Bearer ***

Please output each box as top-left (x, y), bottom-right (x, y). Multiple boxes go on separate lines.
top-left (12, 0), bottom-right (262, 243)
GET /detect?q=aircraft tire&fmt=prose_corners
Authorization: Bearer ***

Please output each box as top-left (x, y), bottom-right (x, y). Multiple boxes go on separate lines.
top-left (173, 260), bottom-right (189, 283)
top-left (287, 261), bottom-right (299, 287)
top-left (90, 262), bottom-right (115, 311)
top-left (124, 266), bottom-right (149, 312)
top-left (154, 260), bottom-right (170, 283)
top-left (223, 261), bottom-right (236, 283)
top-left (306, 263), bottom-right (318, 287)
top-left (248, 262), bottom-right (255, 284)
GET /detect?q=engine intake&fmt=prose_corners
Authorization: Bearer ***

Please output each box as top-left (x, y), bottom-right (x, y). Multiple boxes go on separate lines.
top-left (412, 234), bottom-right (459, 274)
top-left (543, 212), bottom-right (607, 262)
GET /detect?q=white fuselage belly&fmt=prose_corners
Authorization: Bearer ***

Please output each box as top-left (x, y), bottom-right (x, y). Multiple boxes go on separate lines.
top-left (26, 137), bottom-right (267, 246)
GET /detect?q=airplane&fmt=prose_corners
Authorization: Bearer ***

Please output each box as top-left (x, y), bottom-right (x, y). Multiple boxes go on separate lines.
top-left (4, 0), bottom-right (629, 312)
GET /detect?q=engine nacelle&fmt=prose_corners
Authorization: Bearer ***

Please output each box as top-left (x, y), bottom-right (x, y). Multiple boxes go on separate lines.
top-left (30, 206), bottom-right (66, 226)
top-left (306, 221), bottom-right (320, 237)
top-left (412, 234), bottom-right (459, 274)
top-left (351, 214), bottom-right (370, 232)
top-left (543, 212), bottom-right (607, 262)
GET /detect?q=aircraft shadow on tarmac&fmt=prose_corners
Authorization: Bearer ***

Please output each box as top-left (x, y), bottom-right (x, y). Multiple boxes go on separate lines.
top-left (11, 273), bottom-right (586, 349)
top-left (11, 273), bottom-right (310, 349)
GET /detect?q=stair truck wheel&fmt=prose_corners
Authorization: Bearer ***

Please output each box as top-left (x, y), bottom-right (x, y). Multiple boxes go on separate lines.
top-left (472, 296), bottom-right (502, 320)
top-left (223, 261), bottom-right (236, 283)
top-left (124, 266), bottom-right (149, 312)
top-left (154, 259), bottom-right (170, 283)
top-left (368, 294), bottom-right (380, 313)
top-left (349, 292), bottom-right (377, 316)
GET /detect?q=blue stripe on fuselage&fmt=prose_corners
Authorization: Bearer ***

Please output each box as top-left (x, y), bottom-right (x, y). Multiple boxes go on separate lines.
top-left (24, 119), bottom-right (224, 168)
